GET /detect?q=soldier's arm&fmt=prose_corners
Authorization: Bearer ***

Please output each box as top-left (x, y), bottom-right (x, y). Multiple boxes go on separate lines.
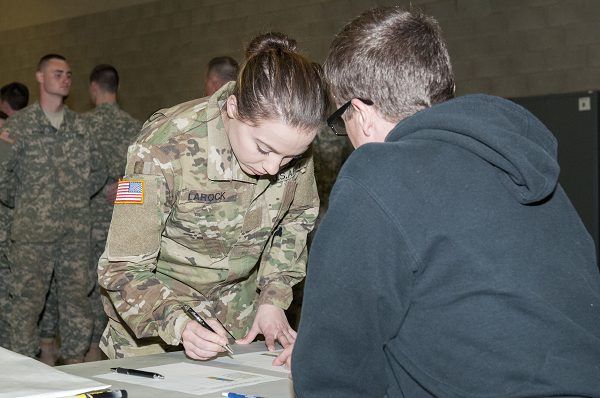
top-left (0, 123), bottom-right (19, 206)
top-left (85, 117), bottom-right (108, 197)
top-left (97, 140), bottom-right (203, 346)
top-left (257, 153), bottom-right (319, 310)
top-left (0, 169), bottom-right (16, 207)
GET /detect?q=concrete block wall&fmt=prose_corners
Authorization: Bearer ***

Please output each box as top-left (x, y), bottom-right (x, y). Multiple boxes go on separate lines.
top-left (0, 0), bottom-right (599, 120)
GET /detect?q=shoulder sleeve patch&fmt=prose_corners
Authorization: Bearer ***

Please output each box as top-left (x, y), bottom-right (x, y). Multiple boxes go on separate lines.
top-left (106, 176), bottom-right (163, 261)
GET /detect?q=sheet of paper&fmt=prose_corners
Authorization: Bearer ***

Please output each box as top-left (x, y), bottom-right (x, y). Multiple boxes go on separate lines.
top-left (0, 346), bottom-right (111, 398)
top-left (212, 350), bottom-right (290, 374)
top-left (96, 362), bottom-right (283, 396)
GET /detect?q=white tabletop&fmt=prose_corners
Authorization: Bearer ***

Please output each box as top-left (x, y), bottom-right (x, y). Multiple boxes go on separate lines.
top-left (56, 342), bottom-right (294, 398)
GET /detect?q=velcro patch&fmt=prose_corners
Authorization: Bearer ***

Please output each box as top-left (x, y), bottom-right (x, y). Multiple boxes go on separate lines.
top-left (107, 176), bottom-right (161, 259)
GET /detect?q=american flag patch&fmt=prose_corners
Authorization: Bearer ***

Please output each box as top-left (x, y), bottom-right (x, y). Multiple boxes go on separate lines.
top-left (114, 180), bottom-right (144, 204)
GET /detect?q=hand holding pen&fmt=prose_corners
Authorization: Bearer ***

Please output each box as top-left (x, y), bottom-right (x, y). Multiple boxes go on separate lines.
top-left (180, 303), bottom-right (234, 360)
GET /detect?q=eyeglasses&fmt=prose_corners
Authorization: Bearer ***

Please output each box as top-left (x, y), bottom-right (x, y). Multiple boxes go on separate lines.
top-left (326, 98), bottom-right (374, 136)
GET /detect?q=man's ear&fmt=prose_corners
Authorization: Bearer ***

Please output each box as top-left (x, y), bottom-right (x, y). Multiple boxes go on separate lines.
top-left (225, 95), bottom-right (238, 119)
top-left (350, 98), bottom-right (375, 137)
top-left (35, 70), bottom-right (44, 84)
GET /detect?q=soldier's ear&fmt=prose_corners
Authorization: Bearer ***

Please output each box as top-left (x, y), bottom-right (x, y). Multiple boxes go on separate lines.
top-left (225, 95), bottom-right (238, 120)
top-left (35, 70), bottom-right (44, 84)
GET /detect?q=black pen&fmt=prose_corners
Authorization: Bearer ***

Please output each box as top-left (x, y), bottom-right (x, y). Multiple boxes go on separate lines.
top-left (110, 367), bottom-right (164, 379)
top-left (181, 303), bottom-right (235, 355)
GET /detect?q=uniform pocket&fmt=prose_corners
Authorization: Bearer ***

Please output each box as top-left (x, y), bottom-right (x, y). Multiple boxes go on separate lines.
top-left (166, 190), bottom-right (244, 259)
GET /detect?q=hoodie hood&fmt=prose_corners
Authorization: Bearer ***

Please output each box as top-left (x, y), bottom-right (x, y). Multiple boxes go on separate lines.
top-left (386, 94), bottom-right (559, 204)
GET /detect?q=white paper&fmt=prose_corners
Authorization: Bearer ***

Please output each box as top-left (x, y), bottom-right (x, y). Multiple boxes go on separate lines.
top-left (96, 362), bottom-right (282, 396)
top-left (212, 350), bottom-right (290, 374)
top-left (0, 346), bottom-right (111, 398)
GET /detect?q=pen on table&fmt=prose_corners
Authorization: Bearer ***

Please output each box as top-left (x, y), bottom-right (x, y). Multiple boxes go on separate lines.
top-left (181, 303), bottom-right (235, 355)
top-left (110, 367), bottom-right (164, 379)
top-left (74, 389), bottom-right (128, 398)
top-left (221, 393), bottom-right (265, 398)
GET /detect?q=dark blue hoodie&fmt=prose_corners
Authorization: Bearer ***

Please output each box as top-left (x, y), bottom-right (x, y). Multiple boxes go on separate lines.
top-left (293, 94), bottom-right (600, 397)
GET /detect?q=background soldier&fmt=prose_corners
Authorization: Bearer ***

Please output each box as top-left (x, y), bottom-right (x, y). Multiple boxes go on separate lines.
top-left (0, 54), bottom-right (106, 365)
top-left (38, 64), bottom-right (141, 363)
top-left (84, 64), bottom-right (141, 361)
top-left (204, 56), bottom-right (238, 96)
top-left (0, 81), bottom-right (28, 350)
top-left (0, 82), bottom-right (29, 117)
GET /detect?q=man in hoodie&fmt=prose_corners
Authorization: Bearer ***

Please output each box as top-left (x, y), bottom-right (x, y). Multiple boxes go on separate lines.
top-left (291, 7), bottom-right (600, 397)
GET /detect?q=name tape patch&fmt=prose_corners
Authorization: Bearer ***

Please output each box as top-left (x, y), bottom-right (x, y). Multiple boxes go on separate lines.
top-left (187, 190), bottom-right (235, 203)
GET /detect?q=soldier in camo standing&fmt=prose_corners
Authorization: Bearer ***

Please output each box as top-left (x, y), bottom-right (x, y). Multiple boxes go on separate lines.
top-left (39, 64), bottom-right (142, 363)
top-left (84, 64), bottom-right (141, 361)
top-left (0, 54), bottom-right (106, 364)
top-left (0, 82), bottom-right (29, 348)
top-left (98, 32), bottom-right (329, 360)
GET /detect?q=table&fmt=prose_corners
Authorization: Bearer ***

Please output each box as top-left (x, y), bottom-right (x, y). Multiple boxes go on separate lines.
top-left (56, 342), bottom-right (294, 398)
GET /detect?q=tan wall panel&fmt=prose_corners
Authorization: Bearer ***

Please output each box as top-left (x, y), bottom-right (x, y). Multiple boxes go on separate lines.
top-left (1, 0), bottom-right (599, 121)
top-left (0, 0), bottom-right (158, 31)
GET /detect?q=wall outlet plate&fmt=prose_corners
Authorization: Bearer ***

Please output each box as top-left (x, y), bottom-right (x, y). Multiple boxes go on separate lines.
top-left (579, 96), bottom-right (591, 111)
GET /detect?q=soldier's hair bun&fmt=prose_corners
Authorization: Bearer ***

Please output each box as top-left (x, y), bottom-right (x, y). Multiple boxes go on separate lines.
top-left (245, 32), bottom-right (298, 60)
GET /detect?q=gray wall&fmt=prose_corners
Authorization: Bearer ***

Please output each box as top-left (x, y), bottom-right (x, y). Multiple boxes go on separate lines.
top-left (0, 0), bottom-right (598, 121)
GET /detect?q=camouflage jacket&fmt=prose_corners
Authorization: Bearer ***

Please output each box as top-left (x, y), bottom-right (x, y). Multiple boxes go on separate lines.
top-left (98, 82), bottom-right (319, 346)
top-left (84, 103), bottom-right (141, 237)
top-left (0, 102), bottom-right (107, 243)
top-left (313, 127), bottom-right (353, 216)
top-left (0, 168), bottom-right (13, 249)
top-left (0, 120), bottom-right (17, 250)
top-left (0, 143), bottom-right (13, 246)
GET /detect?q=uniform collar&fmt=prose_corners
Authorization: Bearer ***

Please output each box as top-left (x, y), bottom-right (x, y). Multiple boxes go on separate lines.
top-left (33, 101), bottom-right (75, 131)
top-left (96, 102), bottom-right (119, 111)
top-left (206, 82), bottom-right (257, 184)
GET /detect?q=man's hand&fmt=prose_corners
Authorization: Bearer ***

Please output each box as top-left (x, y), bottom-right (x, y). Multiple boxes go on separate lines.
top-left (236, 304), bottom-right (297, 351)
top-left (0, 130), bottom-right (15, 144)
top-left (273, 343), bottom-right (294, 371)
top-left (181, 318), bottom-right (230, 360)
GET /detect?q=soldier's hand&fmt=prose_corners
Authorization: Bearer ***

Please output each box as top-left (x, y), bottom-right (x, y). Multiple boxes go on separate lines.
top-left (0, 130), bottom-right (15, 144)
top-left (236, 304), bottom-right (297, 351)
top-left (105, 182), bottom-right (119, 204)
top-left (181, 319), bottom-right (229, 360)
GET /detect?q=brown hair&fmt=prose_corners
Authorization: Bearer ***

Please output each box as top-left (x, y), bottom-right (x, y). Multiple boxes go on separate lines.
top-left (207, 56), bottom-right (239, 83)
top-left (37, 53), bottom-right (67, 71)
top-left (324, 7), bottom-right (454, 122)
top-left (233, 32), bottom-right (329, 133)
top-left (90, 64), bottom-right (119, 93)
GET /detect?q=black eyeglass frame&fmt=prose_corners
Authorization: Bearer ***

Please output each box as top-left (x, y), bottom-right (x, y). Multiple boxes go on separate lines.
top-left (326, 98), bottom-right (374, 136)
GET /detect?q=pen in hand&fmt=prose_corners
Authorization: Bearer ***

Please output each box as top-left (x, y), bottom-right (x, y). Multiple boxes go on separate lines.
top-left (181, 304), bottom-right (235, 355)
top-left (110, 367), bottom-right (164, 379)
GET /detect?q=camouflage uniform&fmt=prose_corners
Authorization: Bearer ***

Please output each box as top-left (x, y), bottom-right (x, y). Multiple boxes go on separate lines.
top-left (98, 82), bottom-right (319, 358)
top-left (0, 142), bottom-right (15, 347)
top-left (82, 103), bottom-right (141, 344)
top-left (312, 127), bottom-right (353, 219)
top-left (0, 102), bottom-right (106, 360)
top-left (287, 127), bottom-right (352, 328)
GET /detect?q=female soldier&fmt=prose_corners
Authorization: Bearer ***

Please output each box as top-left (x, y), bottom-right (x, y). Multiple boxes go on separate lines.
top-left (98, 32), bottom-right (329, 360)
